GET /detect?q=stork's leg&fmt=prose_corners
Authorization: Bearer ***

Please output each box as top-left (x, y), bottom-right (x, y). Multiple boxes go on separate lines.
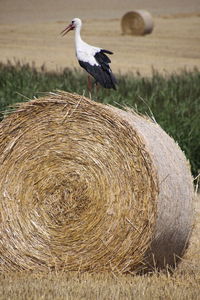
top-left (87, 75), bottom-right (92, 92)
top-left (95, 82), bottom-right (100, 94)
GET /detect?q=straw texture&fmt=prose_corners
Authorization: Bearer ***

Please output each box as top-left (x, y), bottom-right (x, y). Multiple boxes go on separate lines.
top-left (108, 107), bottom-right (194, 270)
top-left (0, 91), bottom-right (193, 273)
top-left (121, 10), bottom-right (154, 36)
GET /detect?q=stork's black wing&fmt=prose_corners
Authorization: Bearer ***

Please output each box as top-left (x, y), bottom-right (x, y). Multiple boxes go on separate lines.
top-left (94, 49), bottom-right (117, 89)
top-left (79, 49), bottom-right (117, 90)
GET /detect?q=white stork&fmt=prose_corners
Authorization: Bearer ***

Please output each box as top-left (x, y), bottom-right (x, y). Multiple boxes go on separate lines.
top-left (61, 18), bottom-right (117, 90)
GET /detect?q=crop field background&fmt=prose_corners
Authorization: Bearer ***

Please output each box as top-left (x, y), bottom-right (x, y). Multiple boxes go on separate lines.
top-left (0, 0), bottom-right (200, 298)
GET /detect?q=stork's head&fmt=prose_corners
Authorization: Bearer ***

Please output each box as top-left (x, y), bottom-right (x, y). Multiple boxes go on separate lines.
top-left (61, 18), bottom-right (82, 36)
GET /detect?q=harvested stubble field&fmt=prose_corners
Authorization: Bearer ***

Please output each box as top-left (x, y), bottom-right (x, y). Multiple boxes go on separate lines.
top-left (0, 0), bottom-right (200, 298)
top-left (0, 1), bottom-right (200, 76)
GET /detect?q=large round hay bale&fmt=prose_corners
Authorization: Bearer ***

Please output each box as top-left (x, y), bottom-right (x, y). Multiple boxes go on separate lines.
top-left (121, 10), bottom-right (154, 36)
top-left (0, 92), bottom-right (193, 273)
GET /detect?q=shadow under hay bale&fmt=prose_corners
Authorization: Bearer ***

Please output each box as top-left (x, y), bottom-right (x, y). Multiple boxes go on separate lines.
top-left (0, 92), bottom-right (193, 273)
top-left (121, 10), bottom-right (154, 36)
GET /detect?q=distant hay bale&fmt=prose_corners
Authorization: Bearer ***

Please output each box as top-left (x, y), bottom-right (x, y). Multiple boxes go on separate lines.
top-left (0, 92), bottom-right (193, 273)
top-left (121, 10), bottom-right (154, 36)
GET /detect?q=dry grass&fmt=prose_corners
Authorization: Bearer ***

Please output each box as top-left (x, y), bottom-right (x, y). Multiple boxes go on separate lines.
top-left (0, 91), bottom-right (194, 275)
top-left (0, 94), bottom-right (198, 298)
top-left (0, 92), bottom-right (158, 273)
top-left (0, 249), bottom-right (200, 300)
top-left (0, 193), bottom-right (199, 299)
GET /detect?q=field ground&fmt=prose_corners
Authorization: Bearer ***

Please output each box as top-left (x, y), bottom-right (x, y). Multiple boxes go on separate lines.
top-left (0, 1), bottom-right (200, 76)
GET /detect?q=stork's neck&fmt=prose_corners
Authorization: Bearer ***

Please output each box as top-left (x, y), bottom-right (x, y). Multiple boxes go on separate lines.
top-left (74, 25), bottom-right (83, 48)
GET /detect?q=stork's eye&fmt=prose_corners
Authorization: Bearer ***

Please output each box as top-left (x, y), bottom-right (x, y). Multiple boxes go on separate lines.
top-left (72, 21), bottom-right (75, 24)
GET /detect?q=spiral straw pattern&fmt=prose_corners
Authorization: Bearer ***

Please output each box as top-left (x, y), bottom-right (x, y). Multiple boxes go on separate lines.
top-left (0, 92), bottom-right (193, 273)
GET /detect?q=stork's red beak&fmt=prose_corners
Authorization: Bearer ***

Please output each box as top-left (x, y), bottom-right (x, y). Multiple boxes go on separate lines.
top-left (60, 24), bottom-right (74, 36)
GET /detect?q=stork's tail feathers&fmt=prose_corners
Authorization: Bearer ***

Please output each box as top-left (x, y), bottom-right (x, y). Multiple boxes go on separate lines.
top-left (101, 49), bottom-right (113, 55)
